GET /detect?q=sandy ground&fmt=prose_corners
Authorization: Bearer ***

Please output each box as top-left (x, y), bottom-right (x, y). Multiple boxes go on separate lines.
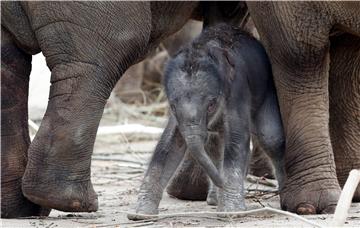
top-left (2, 134), bottom-right (360, 228)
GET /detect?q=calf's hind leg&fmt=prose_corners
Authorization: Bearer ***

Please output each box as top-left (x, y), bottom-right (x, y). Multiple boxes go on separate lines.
top-left (166, 132), bottom-right (224, 203)
top-left (252, 90), bottom-right (286, 190)
top-left (329, 34), bottom-right (360, 201)
top-left (129, 116), bottom-right (186, 220)
top-left (166, 156), bottom-right (209, 201)
top-left (1, 28), bottom-right (50, 218)
top-left (249, 138), bottom-right (275, 179)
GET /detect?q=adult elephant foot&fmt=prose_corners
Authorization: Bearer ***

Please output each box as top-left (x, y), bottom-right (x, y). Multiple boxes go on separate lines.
top-left (22, 176), bottom-right (98, 212)
top-left (21, 64), bottom-right (103, 212)
top-left (329, 34), bottom-right (360, 202)
top-left (166, 153), bottom-right (209, 200)
top-left (21, 112), bottom-right (99, 212)
top-left (1, 28), bottom-right (51, 218)
top-left (281, 183), bottom-right (340, 215)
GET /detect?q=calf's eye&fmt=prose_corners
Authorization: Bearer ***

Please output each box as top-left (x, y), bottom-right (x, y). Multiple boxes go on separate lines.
top-left (207, 99), bottom-right (217, 113)
top-left (170, 104), bottom-right (176, 113)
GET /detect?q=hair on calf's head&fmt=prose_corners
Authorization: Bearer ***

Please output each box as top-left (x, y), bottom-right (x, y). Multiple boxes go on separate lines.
top-left (164, 24), bottom-right (253, 102)
top-left (164, 48), bottom-right (224, 104)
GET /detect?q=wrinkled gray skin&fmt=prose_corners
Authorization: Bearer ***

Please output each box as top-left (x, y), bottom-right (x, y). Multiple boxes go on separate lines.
top-left (129, 24), bottom-right (285, 220)
top-left (1, 1), bottom-right (248, 218)
top-left (247, 2), bottom-right (360, 214)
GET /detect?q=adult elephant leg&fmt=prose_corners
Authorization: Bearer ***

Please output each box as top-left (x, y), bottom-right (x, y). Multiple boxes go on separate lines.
top-left (329, 34), bottom-right (360, 201)
top-left (22, 63), bottom-right (107, 212)
top-left (273, 44), bottom-right (341, 214)
top-left (1, 27), bottom-right (50, 218)
top-left (21, 2), bottom-right (152, 212)
top-left (248, 2), bottom-right (341, 214)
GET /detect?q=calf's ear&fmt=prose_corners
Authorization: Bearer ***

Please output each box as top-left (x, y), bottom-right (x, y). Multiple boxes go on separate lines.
top-left (208, 46), bottom-right (236, 82)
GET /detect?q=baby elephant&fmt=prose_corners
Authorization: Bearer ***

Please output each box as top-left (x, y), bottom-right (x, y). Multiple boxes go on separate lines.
top-left (129, 24), bottom-right (285, 220)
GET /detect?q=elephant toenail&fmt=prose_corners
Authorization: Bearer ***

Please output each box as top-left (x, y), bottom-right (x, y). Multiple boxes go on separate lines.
top-left (71, 201), bottom-right (81, 208)
top-left (297, 203), bottom-right (316, 215)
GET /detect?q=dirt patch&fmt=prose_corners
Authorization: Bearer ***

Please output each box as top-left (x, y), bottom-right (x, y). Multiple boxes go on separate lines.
top-left (2, 133), bottom-right (360, 227)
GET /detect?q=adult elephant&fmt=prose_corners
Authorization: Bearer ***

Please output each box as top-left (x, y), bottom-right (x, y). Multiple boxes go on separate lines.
top-left (168, 1), bottom-right (360, 215)
top-left (1, 1), bottom-right (247, 218)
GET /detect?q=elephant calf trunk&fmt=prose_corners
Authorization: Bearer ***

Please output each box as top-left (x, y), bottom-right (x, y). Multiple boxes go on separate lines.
top-left (185, 135), bottom-right (224, 188)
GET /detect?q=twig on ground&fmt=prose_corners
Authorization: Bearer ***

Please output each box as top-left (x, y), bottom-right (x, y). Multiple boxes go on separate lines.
top-left (96, 214), bottom-right (234, 227)
top-left (262, 193), bottom-right (280, 200)
top-left (122, 207), bottom-right (321, 227)
top-left (91, 156), bottom-right (144, 164)
top-left (245, 189), bottom-right (278, 200)
top-left (251, 198), bottom-right (266, 208)
top-left (332, 169), bottom-right (360, 226)
top-left (131, 221), bottom-right (155, 227)
top-left (97, 124), bottom-right (163, 136)
top-left (91, 156), bottom-right (145, 166)
top-left (246, 174), bottom-right (277, 188)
